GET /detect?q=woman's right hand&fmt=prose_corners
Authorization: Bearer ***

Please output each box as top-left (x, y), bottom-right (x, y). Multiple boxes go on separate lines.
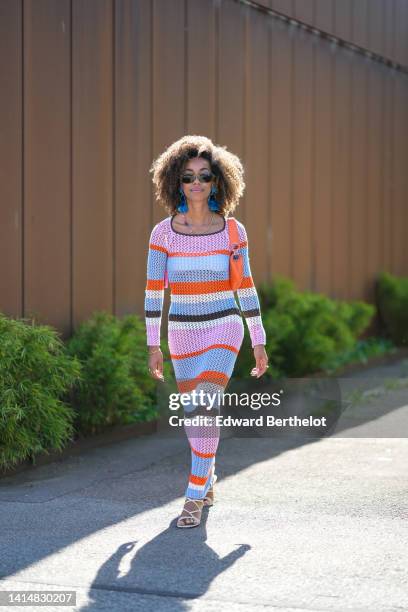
top-left (148, 347), bottom-right (164, 381)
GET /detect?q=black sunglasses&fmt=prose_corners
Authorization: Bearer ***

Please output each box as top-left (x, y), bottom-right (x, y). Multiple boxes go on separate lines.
top-left (181, 171), bottom-right (214, 184)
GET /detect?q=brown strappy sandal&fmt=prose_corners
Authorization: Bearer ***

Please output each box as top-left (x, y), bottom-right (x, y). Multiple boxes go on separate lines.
top-left (176, 497), bottom-right (204, 528)
top-left (203, 473), bottom-right (218, 506)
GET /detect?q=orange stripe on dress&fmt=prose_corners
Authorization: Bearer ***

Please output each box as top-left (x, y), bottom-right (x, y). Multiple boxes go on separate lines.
top-left (189, 473), bottom-right (208, 485)
top-left (169, 248), bottom-right (228, 257)
top-left (170, 343), bottom-right (239, 359)
top-left (170, 280), bottom-right (230, 294)
top-left (146, 278), bottom-right (165, 290)
top-left (149, 243), bottom-right (168, 254)
top-left (170, 277), bottom-right (254, 294)
top-left (191, 447), bottom-right (216, 459)
top-left (177, 371), bottom-right (229, 393)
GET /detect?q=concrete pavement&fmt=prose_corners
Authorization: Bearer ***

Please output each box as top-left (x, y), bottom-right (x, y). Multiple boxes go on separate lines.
top-left (0, 358), bottom-right (407, 611)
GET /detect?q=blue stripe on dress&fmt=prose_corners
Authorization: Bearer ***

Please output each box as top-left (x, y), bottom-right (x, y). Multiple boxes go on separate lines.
top-left (171, 347), bottom-right (237, 379)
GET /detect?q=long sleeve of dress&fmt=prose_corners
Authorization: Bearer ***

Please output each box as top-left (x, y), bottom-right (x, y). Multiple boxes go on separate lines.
top-left (144, 222), bottom-right (168, 346)
top-left (234, 221), bottom-right (267, 348)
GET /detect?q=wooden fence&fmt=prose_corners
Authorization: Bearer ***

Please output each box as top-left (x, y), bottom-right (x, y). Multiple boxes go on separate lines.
top-left (0, 0), bottom-right (407, 337)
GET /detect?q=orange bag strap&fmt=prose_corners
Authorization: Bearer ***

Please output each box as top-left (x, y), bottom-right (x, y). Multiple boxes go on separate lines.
top-left (163, 221), bottom-right (170, 288)
top-left (227, 217), bottom-right (240, 251)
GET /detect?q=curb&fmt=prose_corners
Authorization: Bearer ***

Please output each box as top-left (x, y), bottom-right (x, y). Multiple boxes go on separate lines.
top-left (0, 419), bottom-right (158, 480)
top-left (320, 346), bottom-right (408, 378)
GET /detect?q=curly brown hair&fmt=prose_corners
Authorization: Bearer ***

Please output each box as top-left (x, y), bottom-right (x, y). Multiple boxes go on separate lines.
top-left (149, 135), bottom-right (245, 217)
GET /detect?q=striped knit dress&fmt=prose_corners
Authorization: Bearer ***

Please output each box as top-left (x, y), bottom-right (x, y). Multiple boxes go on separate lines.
top-left (145, 214), bottom-right (266, 500)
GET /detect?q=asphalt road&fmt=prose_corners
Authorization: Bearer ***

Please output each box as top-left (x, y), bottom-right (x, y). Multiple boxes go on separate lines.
top-left (0, 359), bottom-right (407, 611)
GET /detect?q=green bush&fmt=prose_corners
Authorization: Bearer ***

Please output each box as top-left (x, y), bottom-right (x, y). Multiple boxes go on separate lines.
top-left (65, 311), bottom-right (171, 436)
top-left (323, 336), bottom-right (397, 374)
top-left (376, 271), bottom-right (408, 346)
top-left (233, 276), bottom-right (375, 379)
top-left (0, 314), bottom-right (81, 471)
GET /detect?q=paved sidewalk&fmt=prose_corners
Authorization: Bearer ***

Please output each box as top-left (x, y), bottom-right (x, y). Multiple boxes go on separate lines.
top-left (0, 359), bottom-right (407, 611)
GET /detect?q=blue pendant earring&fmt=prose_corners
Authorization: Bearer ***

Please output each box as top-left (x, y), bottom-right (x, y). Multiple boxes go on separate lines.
top-left (208, 184), bottom-right (220, 212)
top-left (177, 187), bottom-right (188, 213)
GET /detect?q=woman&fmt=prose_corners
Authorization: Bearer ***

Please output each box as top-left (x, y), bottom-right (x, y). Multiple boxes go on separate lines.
top-left (145, 135), bottom-right (268, 528)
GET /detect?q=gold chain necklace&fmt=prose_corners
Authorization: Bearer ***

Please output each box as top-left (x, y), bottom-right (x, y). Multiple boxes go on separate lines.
top-left (182, 212), bottom-right (215, 234)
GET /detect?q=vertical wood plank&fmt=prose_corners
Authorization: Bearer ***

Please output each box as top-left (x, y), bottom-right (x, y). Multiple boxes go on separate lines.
top-left (395, 0), bottom-right (408, 68)
top-left (251, 0), bottom-right (273, 11)
top-left (186, 0), bottom-right (217, 139)
top-left (404, 82), bottom-right (408, 274)
top-left (366, 62), bottom-right (384, 301)
top-left (331, 47), bottom-right (352, 299)
top-left (270, 0), bottom-right (294, 18)
top-left (0, 0), bottom-right (22, 316)
top-left (382, 65), bottom-right (394, 274)
top-left (293, 0), bottom-right (314, 23)
top-left (72, 0), bottom-right (113, 326)
top-left (384, 0), bottom-right (396, 62)
top-left (152, 0), bottom-right (185, 227)
top-left (350, 56), bottom-right (369, 300)
top-left (244, 5), bottom-right (269, 280)
top-left (115, 0), bottom-right (153, 317)
top-left (368, 0), bottom-right (385, 58)
top-left (269, 17), bottom-right (293, 280)
top-left (392, 76), bottom-right (407, 275)
top-left (352, 0), bottom-right (368, 49)
top-left (292, 25), bottom-right (313, 290)
top-left (24, 0), bottom-right (71, 333)
top-left (333, 0), bottom-right (352, 41)
top-left (217, 0), bottom-right (245, 211)
top-left (314, 0), bottom-right (334, 33)
top-left (313, 37), bottom-right (334, 296)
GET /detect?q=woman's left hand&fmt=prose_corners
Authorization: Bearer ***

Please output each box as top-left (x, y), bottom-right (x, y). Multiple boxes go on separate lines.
top-left (250, 345), bottom-right (269, 378)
